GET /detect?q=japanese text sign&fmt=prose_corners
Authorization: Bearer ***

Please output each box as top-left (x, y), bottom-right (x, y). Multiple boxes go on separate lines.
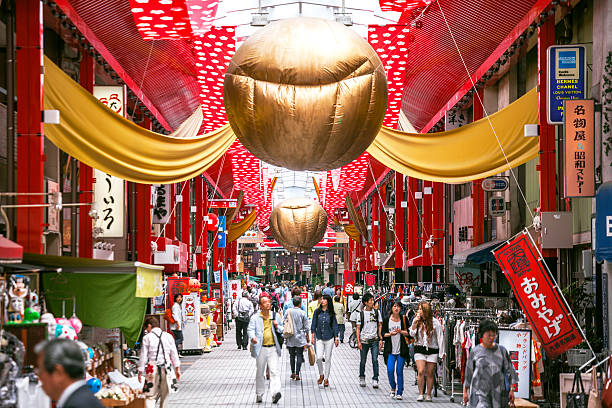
top-left (498, 329), bottom-right (532, 399)
top-left (343, 271), bottom-right (356, 296)
top-left (547, 45), bottom-right (586, 124)
top-left (229, 280), bottom-right (241, 301)
top-left (152, 184), bottom-right (171, 224)
top-left (564, 99), bottom-right (595, 197)
top-left (93, 85), bottom-right (125, 116)
top-left (444, 108), bottom-right (468, 130)
top-left (493, 233), bottom-right (582, 357)
top-left (218, 216), bottom-right (226, 248)
top-left (93, 169), bottom-right (125, 237)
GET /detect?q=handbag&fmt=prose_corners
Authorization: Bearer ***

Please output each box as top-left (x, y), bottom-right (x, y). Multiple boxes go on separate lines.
top-left (283, 309), bottom-right (294, 338)
top-left (307, 344), bottom-right (316, 366)
top-left (567, 369), bottom-right (589, 408)
top-left (601, 356), bottom-right (612, 408)
top-left (589, 366), bottom-right (602, 408)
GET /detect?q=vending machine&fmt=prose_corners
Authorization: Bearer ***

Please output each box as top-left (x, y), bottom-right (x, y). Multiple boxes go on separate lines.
top-left (181, 293), bottom-right (202, 354)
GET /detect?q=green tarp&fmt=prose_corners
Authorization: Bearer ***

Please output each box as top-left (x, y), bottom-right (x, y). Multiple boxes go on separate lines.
top-left (27, 254), bottom-right (163, 347)
top-left (41, 272), bottom-right (147, 346)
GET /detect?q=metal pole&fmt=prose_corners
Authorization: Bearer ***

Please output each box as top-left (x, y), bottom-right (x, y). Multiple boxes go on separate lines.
top-left (70, 159), bottom-right (78, 256)
top-left (6, 0), bottom-right (15, 238)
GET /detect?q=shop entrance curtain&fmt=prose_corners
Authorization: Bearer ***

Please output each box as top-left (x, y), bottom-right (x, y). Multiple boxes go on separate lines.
top-left (367, 88), bottom-right (539, 183)
top-left (43, 56), bottom-right (235, 184)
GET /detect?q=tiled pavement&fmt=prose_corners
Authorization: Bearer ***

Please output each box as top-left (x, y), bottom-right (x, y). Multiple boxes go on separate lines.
top-left (167, 324), bottom-right (461, 407)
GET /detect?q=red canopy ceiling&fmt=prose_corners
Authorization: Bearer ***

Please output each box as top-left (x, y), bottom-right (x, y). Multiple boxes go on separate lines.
top-left (55, 0), bottom-right (549, 213)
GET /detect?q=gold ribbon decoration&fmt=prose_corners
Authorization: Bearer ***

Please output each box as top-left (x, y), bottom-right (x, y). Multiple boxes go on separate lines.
top-left (227, 209), bottom-right (257, 243)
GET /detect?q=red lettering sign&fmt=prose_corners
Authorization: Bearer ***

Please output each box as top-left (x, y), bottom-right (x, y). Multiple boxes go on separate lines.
top-left (365, 273), bottom-right (375, 291)
top-left (343, 271), bottom-right (356, 296)
top-left (493, 233), bottom-right (583, 357)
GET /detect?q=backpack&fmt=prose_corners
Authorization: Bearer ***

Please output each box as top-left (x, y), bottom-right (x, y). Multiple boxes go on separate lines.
top-left (164, 308), bottom-right (176, 325)
top-left (271, 294), bottom-right (280, 311)
top-left (272, 311), bottom-right (284, 347)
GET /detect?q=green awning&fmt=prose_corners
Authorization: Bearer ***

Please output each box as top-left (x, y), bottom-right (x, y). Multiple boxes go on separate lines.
top-left (28, 253), bottom-right (163, 346)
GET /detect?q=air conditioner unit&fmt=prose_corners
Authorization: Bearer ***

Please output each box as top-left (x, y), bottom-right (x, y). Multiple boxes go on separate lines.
top-left (251, 12), bottom-right (269, 26)
top-left (334, 12), bottom-right (353, 26)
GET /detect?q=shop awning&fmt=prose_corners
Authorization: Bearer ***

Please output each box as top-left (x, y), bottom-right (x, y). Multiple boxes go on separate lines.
top-left (28, 253), bottom-right (163, 346)
top-left (0, 236), bottom-right (23, 264)
top-left (452, 240), bottom-right (504, 267)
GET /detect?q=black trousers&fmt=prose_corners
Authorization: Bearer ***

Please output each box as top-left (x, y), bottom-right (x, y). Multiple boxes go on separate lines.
top-left (288, 346), bottom-right (305, 375)
top-left (235, 319), bottom-right (248, 348)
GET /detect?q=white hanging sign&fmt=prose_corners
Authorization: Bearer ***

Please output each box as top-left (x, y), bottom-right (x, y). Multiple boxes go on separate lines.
top-left (94, 169), bottom-right (125, 238)
top-left (497, 329), bottom-right (532, 399)
top-left (93, 85), bottom-right (126, 116)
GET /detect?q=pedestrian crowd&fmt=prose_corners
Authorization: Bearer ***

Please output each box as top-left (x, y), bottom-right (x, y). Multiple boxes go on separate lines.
top-left (234, 282), bottom-right (518, 406)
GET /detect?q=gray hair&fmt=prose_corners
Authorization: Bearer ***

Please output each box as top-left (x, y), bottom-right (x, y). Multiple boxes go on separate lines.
top-left (293, 296), bottom-right (302, 307)
top-left (35, 338), bottom-right (86, 380)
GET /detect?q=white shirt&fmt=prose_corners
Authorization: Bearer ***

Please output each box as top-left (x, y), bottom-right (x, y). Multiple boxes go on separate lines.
top-left (358, 308), bottom-right (382, 341)
top-left (56, 379), bottom-right (85, 408)
top-left (138, 328), bottom-right (180, 373)
top-left (389, 318), bottom-right (402, 355)
top-left (170, 302), bottom-right (183, 331)
top-left (233, 297), bottom-right (254, 316)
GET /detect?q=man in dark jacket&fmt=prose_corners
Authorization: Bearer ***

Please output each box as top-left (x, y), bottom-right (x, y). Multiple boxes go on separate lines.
top-left (35, 338), bottom-right (104, 408)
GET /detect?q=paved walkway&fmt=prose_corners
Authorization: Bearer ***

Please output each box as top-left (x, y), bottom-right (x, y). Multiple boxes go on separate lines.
top-left (167, 324), bottom-right (460, 407)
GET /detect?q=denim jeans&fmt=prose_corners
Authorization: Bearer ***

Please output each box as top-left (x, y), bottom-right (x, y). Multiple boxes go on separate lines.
top-left (338, 324), bottom-right (345, 342)
top-left (387, 354), bottom-right (405, 395)
top-left (288, 346), bottom-right (304, 375)
top-left (359, 340), bottom-right (380, 380)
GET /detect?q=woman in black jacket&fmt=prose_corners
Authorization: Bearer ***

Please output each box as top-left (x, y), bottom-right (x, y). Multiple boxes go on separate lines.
top-left (381, 300), bottom-right (410, 400)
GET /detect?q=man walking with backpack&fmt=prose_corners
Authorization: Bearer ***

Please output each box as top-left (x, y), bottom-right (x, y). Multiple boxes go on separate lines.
top-left (233, 290), bottom-right (254, 350)
top-left (356, 292), bottom-right (383, 388)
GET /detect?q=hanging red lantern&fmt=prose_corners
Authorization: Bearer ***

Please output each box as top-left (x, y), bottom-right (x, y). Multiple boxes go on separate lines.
top-left (188, 278), bottom-right (201, 293)
top-left (207, 213), bottom-right (219, 232)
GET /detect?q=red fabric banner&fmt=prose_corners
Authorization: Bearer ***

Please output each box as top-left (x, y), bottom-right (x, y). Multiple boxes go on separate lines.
top-left (493, 233), bottom-right (583, 357)
top-left (365, 273), bottom-right (375, 292)
top-left (343, 271), bottom-right (356, 296)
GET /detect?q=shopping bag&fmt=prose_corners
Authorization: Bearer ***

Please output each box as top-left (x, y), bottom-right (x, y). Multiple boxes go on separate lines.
top-left (589, 367), bottom-right (602, 408)
top-left (284, 310), bottom-right (294, 338)
top-left (307, 345), bottom-right (316, 366)
top-left (567, 369), bottom-right (589, 408)
top-left (601, 357), bottom-right (612, 408)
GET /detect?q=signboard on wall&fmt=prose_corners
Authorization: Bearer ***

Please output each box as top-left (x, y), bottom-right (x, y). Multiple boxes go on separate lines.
top-left (444, 108), bottom-right (468, 130)
top-left (498, 329), bottom-right (532, 399)
top-left (547, 45), bottom-right (587, 124)
top-left (47, 180), bottom-right (60, 232)
top-left (152, 184), bottom-right (171, 224)
top-left (93, 85), bottom-right (126, 116)
top-left (93, 169), bottom-right (125, 237)
top-left (564, 99), bottom-right (595, 197)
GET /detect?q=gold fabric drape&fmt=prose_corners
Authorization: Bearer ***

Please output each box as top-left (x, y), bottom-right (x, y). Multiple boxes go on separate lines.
top-left (367, 88), bottom-right (539, 183)
top-left (344, 224), bottom-right (362, 242)
top-left (43, 56), bottom-right (235, 184)
top-left (227, 210), bottom-right (257, 243)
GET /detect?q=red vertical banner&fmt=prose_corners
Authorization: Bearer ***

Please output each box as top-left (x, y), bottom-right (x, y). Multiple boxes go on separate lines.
top-left (343, 271), bottom-right (356, 296)
top-left (365, 273), bottom-right (375, 292)
top-left (394, 172), bottom-right (404, 269)
top-left (493, 233), bottom-right (583, 357)
top-left (408, 177), bottom-right (418, 261)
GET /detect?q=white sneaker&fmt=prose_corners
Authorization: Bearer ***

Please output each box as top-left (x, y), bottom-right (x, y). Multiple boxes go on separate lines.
top-left (372, 380), bottom-right (379, 389)
top-left (389, 391), bottom-right (396, 398)
top-left (359, 377), bottom-right (366, 387)
top-left (396, 395), bottom-right (403, 400)
top-left (417, 395), bottom-right (424, 402)
top-left (256, 395), bottom-right (263, 403)
top-left (425, 395), bottom-right (432, 402)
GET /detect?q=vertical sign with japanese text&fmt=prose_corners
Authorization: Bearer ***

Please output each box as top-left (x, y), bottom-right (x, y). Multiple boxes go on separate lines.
top-left (364, 273), bottom-right (375, 292)
top-left (93, 85), bottom-right (126, 238)
top-left (493, 233), bottom-right (582, 357)
top-left (498, 329), bottom-right (532, 399)
top-left (93, 169), bottom-right (125, 237)
top-left (152, 184), bottom-right (171, 224)
top-left (564, 99), bottom-right (595, 197)
top-left (343, 271), bottom-right (356, 296)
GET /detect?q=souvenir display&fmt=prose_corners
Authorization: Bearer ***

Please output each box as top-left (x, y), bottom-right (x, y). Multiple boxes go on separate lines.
top-left (200, 304), bottom-right (212, 353)
top-left (6, 275), bottom-right (32, 325)
top-left (0, 331), bottom-right (25, 408)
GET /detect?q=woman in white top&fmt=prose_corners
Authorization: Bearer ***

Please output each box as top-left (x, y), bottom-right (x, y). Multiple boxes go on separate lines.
top-left (409, 301), bottom-right (444, 402)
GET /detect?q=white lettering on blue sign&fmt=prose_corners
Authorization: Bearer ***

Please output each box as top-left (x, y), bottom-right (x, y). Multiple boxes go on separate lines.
top-left (607, 216), bottom-right (612, 237)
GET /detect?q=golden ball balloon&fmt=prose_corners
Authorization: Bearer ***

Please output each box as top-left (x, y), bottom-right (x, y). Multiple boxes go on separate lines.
top-left (224, 17), bottom-right (388, 171)
top-left (268, 198), bottom-right (328, 252)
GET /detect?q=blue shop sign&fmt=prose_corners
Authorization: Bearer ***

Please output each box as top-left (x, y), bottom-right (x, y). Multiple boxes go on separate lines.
top-left (595, 182), bottom-right (612, 262)
top-left (218, 215), bottom-right (226, 248)
top-left (547, 45), bottom-right (586, 124)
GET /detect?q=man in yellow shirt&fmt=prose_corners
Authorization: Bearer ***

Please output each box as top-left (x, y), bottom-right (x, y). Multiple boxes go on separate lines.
top-left (247, 296), bottom-right (284, 404)
top-left (308, 289), bottom-right (322, 319)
